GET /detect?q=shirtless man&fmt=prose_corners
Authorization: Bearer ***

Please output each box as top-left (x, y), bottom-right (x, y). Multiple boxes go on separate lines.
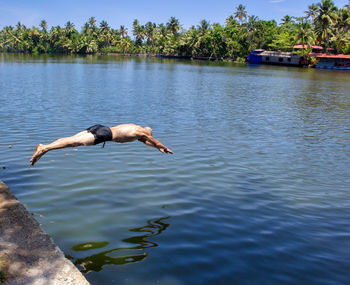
top-left (30, 124), bottom-right (173, 166)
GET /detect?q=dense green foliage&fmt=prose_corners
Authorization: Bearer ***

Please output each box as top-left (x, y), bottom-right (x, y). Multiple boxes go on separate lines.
top-left (0, 0), bottom-right (349, 58)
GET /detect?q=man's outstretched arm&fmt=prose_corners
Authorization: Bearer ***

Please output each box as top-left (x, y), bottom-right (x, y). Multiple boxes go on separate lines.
top-left (138, 134), bottom-right (174, 154)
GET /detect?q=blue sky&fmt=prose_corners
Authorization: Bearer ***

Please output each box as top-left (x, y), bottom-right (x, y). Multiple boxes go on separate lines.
top-left (0, 0), bottom-right (348, 31)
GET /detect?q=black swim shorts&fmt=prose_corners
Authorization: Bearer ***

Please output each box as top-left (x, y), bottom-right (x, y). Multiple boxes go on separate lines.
top-left (86, 124), bottom-right (113, 145)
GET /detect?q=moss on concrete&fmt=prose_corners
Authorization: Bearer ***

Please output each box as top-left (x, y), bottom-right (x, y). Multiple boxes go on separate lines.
top-left (0, 181), bottom-right (89, 285)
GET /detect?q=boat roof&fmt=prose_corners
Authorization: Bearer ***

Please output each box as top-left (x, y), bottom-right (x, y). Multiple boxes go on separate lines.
top-left (293, 45), bottom-right (323, 50)
top-left (259, 51), bottom-right (299, 57)
top-left (307, 53), bottom-right (350, 59)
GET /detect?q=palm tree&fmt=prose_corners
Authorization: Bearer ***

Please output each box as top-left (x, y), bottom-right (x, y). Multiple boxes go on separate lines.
top-left (247, 15), bottom-right (258, 48)
top-left (119, 37), bottom-right (132, 55)
top-left (234, 4), bottom-right (247, 25)
top-left (305, 4), bottom-right (318, 21)
top-left (15, 22), bottom-right (25, 33)
top-left (77, 35), bottom-right (97, 54)
top-left (98, 20), bottom-right (112, 50)
top-left (225, 15), bottom-right (236, 26)
top-left (1, 0), bottom-right (348, 56)
top-left (3, 25), bottom-right (22, 51)
top-left (132, 19), bottom-right (145, 46)
top-left (331, 30), bottom-right (350, 53)
top-left (153, 24), bottom-right (169, 55)
top-left (314, 0), bottom-right (338, 52)
top-left (82, 23), bottom-right (90, 35)
top-left (145, 22), bottom-right (156, 50)
top-left (331, 7), bottom-right (350, 53)
top-left (100, 20), bottom-right (110, 33)
top-left (29, 27), bottom-right (41, 47)
top-left (88, 17), bottom-right (96, 28)
top-left (194, 20), bottom-right (212, 57)
top-left (281, 15), bottom-right (294, 25)
top-left (207, 23), bottom-right (226, 59)
top-left (295, 18), bottom-right (314, 55)
top-left (166, 17), bottom-right (181, 36)
top-left (39, 20), bottom-right (48, 32)
top-left (87, 17), bottom-right (99, 39)
top-left (197, 19), bottom-right (210, 35)
top-left (179, 25), bottom-right (200, 56)
top-left (65, 21), bottom-right (75, 38)
top-left (119, 25), bottom-right (128, 38)
top-left (336, 8), bottom-right (350, 33)
top-left (49, 26), bottom-right (60, 43)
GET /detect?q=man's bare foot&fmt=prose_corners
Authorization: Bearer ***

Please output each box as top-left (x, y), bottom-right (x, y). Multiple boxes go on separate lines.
top-left (30, 144), bottom-right (45, 166)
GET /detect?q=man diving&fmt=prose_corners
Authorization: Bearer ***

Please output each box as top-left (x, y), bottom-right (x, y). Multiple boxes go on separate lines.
top-left (30, 123), bottom-right (174, 166)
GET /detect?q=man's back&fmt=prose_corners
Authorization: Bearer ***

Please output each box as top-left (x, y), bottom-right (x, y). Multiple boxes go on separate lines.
top-left (110, 124), bottom-right (145, 143)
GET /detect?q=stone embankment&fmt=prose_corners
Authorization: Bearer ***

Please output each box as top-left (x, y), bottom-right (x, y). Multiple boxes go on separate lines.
top-left (0, 181), bottom-right (89, 285)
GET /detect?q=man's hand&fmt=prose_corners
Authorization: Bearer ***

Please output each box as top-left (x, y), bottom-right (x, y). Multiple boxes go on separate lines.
top-left (159, 146), bottom-right (174, 154)
top-left (138, 132), bottom-right (174, 154)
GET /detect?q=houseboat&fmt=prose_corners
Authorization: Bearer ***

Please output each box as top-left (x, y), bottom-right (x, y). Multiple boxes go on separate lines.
top-left (307, 53), bottom-right (350, 70)
top-left (248, 49), bottom-right (302, 66)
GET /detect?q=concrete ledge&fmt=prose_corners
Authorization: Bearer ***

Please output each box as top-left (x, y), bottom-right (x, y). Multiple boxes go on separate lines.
top-left (0, 181), bottom-right (89, 285)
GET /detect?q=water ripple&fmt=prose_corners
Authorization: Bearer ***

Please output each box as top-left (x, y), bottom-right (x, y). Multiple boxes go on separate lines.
top-left (1, 55), bottom-right (350, 285)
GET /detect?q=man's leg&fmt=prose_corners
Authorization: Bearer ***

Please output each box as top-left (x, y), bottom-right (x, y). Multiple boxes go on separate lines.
top-left (30, 130), bottom-right (95, 166)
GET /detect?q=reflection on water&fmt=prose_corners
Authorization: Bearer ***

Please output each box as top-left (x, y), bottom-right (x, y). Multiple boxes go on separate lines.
top-left (1, 54), bottom-right (350, 284)
top-left (68, 217), bottom-right (170, 273)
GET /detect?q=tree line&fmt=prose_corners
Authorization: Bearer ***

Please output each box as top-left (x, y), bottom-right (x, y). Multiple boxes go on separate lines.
top-left (0, 0), bottom-right (349, 59)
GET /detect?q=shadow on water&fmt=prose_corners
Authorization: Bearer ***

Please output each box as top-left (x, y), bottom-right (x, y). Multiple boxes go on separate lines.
top-left (0, 52), bottom-right (246, 68)
top-left (67, 216), bottom-right (170, 273)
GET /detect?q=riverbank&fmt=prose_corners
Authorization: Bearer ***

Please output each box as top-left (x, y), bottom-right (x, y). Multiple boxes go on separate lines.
top-left (0, 181), bottom-right (89, 285)
top-left (0, 51), bottom-right (245, 63)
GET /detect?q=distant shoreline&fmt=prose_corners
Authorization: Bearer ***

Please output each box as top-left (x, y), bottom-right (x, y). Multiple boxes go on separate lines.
top-left (0, 51), bottom-right (246, 63)
top-left (1, 2), bottom-right (348, 60)
top-left (3, 51), bottom-right (350, 71)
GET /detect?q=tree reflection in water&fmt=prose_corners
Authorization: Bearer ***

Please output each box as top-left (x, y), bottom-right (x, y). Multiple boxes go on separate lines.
top-left (67, 217), bottom-right (170, 273)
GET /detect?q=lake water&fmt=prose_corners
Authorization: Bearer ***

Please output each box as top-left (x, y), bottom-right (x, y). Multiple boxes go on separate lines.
top-left (0, 53), bottom-right (350, 285)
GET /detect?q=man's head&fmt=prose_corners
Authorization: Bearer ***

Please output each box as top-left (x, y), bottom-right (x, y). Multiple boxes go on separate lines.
top-left (144, 126), bottom-right (153, 136)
